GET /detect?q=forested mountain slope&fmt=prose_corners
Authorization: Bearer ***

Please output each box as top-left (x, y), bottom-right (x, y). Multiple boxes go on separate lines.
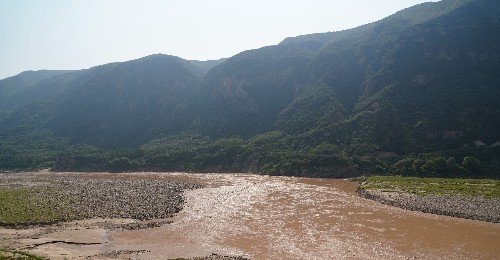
top-left (0, 0), bottom-right (498, 177)
top-left (48, 54), bottom-right (204, 147)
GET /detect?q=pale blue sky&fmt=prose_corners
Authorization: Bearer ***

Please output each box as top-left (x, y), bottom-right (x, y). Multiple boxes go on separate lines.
top-left (0, 0), bottom-right (437, 79)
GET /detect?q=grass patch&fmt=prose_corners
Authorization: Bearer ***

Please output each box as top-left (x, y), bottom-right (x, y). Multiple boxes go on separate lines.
top-left (358, 176), bottom-right (500, 198)
top-left (0, 187), bottom-right (76, 226)
top-left (0, 248), bottom-right (46, 260)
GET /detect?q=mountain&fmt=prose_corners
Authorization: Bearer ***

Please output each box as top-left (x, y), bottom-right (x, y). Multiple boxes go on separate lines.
top-left (0, 70), bottom-right (73, 110)
top-left (0, 0), bottom-right (498, 177)
top-left (197, 43), bottom-right (314, 136)
top-left (292, 0), bottom-right (500, 153)
top-left (195, 0), bottom-right (490, 137)
top-left (50, 55), bottom-right (204, 147)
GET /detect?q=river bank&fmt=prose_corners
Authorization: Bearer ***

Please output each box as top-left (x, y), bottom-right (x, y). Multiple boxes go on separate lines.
top-left (356, 176), bottom-right (500, 223)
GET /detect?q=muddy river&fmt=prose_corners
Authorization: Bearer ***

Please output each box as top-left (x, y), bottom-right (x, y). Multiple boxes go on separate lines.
top-left (1, 172), bottom-right (499, 259)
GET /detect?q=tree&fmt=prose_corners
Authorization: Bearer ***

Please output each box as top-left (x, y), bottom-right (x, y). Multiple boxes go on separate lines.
top-left (462, 156), bottom-right (481, 174)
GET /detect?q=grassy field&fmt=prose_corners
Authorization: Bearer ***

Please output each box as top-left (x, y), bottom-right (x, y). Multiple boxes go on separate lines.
top-left (0, 248), bottom-right (46, 260)
top-left (0, 187), bottom-right (75, 226)
top-left (358, 176), bottom-right (500, 198)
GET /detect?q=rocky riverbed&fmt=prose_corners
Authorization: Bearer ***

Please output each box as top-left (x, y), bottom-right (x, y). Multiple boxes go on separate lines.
top-left (0, 171), bottom-right (202, 227)
top-left (357, 189), bottom-right (500, 223)
top-left (57, 177), bottom-right (202, 220)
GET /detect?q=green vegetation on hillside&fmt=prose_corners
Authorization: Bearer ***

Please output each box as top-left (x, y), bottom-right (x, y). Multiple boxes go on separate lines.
top-left (0, 0), bottom-right (499, 179)
top-left (44, 131), bottom-right (498, 178)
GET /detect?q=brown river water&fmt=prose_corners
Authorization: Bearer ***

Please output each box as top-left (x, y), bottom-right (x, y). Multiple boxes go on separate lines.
top-left (1, 172), bottom-right (499, 259)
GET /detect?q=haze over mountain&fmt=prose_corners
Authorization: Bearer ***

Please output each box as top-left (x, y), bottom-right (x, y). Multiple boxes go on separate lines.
top-left (0, 0), bottom-right (498, 177)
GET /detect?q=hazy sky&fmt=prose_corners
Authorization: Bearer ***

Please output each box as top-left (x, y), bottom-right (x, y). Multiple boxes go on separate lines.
top-left (0, 0), bottom-right (437, 80)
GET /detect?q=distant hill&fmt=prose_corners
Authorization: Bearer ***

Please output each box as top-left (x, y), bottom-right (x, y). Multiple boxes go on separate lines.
top-left (0, 70), bottom-right (73, 110)
top-left (0, 0), bottom-right (498, 177)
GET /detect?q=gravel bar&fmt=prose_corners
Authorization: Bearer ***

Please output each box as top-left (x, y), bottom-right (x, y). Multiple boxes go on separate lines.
top-left (358, 189), bottom-right (500, 223)
top-left (0, 172), bottom-right (203, 225)
top-left (55, 177), bottom-right (202, 220)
